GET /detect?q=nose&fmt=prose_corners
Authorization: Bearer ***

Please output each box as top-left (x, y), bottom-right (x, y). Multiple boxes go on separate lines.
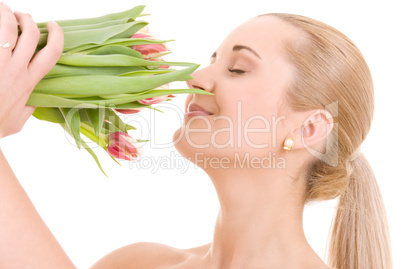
top-left (186, 66), bottom-right (215, 93)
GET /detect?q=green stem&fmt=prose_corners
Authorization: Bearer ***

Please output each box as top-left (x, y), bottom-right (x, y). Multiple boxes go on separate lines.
top-left (80, 122), bottom-right (107, 149)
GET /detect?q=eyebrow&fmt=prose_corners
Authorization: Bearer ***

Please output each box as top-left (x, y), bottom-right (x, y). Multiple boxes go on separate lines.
top-left (210, 44), bottom-right (262, 60)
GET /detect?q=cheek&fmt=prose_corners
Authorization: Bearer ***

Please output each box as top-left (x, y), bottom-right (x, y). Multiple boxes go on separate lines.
top-left (216, 87), bottom-right (285, 153)
top-left (174, 78), bottom-right (288, 159)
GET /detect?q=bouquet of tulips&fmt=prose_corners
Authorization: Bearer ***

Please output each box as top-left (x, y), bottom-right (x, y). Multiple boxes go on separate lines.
top-left (25, 5), bottom-right (209, 175)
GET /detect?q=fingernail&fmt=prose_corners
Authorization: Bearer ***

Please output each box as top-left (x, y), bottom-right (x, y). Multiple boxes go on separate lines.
top-left (49, 20), bottom-right (60, 27)
top-left (1, 2), bottom-right (9, 7)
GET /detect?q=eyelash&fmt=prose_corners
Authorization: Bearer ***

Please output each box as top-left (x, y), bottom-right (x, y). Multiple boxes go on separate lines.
top-left (228, 68), bottom-right (246, 74)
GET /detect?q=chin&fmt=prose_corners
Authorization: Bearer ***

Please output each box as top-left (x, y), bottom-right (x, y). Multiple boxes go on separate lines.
top-left (172, 125), bottom-right (208, 166)
top-left (172, 126), bottom-right (190, 159)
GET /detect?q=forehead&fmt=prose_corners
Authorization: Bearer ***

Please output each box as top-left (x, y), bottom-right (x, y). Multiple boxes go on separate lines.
top-left (217, 16), bottom-right (300, 59)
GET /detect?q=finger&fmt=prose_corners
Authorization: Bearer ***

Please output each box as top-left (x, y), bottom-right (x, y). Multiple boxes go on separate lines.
top-left (0, 2), bottom-right (18, 60)
top-left (12, 11), bottom-right (40, 67)
top-left (28, 20), bottom-right (63, 83)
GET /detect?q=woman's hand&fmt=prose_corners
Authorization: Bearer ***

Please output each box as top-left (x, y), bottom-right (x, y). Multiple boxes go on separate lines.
top-left (0, 6), bottom-right (74, 267)
top-left (0, 2), bottom-right (63, 139)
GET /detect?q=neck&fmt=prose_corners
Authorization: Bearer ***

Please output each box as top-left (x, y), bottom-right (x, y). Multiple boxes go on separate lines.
top-left (201, 166), bottom-right (325, 269)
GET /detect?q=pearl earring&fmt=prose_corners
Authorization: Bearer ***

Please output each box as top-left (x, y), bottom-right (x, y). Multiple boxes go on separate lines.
top-left (283, 137), bottom-right (295, 152)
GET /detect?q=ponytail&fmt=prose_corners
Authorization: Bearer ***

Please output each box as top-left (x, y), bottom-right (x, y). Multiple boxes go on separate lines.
top-left (327, 154), bottom-right (392, 269)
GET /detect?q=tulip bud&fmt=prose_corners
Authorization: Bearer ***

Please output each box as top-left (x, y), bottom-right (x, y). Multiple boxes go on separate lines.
top-left (114, 107), bottom-right (146, 114)
top-left (150, 58), bottom-right (170, 69)
top-left (137, 95), bottom-right (170, 105)
top-left (137, 26), bottom-right (150, 34)
top-left (107, 132), bottom-right (142, 161)
top-left (131, 32), bottom-right (170, 60)
top-left (138, 84), bottom-right (170, 105)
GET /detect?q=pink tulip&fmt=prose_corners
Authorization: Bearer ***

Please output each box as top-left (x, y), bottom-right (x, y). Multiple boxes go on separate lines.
top-left (150, 58), bottom-right (170, 69)
top-left (131, 32), bottom-right (170, 60)
top-left (114, 107), bottom-right (146, 114)
top-left (138, 95), bottom-right (170, 105)
top-left (138, 84), bottom-right (171, 105)
top-left (107, 132), bottom-right (142, 161)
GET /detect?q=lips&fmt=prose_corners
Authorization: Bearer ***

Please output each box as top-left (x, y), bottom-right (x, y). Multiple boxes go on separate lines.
top-left (185, 103), bottom-right (213, 117)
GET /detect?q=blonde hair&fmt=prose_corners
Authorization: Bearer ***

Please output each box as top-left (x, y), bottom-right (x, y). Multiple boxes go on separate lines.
top-left (260, 13), bottom-right (393, 269)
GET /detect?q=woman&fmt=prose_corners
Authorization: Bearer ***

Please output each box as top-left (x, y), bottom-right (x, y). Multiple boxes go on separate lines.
top-left (0, 2), bottom-right (392, 269)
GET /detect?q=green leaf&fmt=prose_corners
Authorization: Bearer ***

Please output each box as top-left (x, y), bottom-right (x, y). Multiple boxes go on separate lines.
top-left (32, 107), bottom-right (65, 123)
top-left (118, 69), bottom-right (173, 77)
top-left (38, 20), bottom-right (148, 51)
top-left (27, 88), bottom-right (212, 108)
top-left (113, 102), bottom-right (149, 110)
top-left (65, 38), bottom-right (172, 54)
top-left (36, 5), bottom-right (145, 28)
top-left (125, 123), bottom-right (137, 130)
top-left (80, 122), bottom-right (107, 149)
top-left (98, 92), bottom-right (147, 99)
top-left (146, 106), bottom-right (163, 113)
top-left (87, 45), bottom-right (143, 58)
top-left (85, 108), bottom-right (105, 137)
top-left (81, 139), bottom-right (108, 177)
top-left (104, 108), bottom-right (127, 133)
top-left (60, 122), bottom-right (108, 176)
top-left (60, 108), bottom-right (82, 149)
top-left (27, 94), bottom-right (99, 108)
top-left (107, 152), bottom-right (121, 166)
top-left (33, 64), bottom-right (200, 96)
top-left (38, 17), bottom-right (134, 34)
top-left (56, 54), bottom-right (177, 67)
top-left (45, 64), bottom-right (143, 79)
top-left (80, 138), bottom-right (108, 176)
top-left (91, 88), bottom-right (212, 106)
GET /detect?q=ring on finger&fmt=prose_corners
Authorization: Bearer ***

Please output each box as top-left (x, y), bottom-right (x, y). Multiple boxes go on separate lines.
top-left (0, 42), bottom-right (11, 49)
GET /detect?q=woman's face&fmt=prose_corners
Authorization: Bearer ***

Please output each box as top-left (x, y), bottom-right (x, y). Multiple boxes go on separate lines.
top-left (174, 16), bottom-right (301, 168)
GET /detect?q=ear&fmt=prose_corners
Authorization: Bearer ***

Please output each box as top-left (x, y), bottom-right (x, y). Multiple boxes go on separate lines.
top-left (290, 109), bottom-right (334, 152)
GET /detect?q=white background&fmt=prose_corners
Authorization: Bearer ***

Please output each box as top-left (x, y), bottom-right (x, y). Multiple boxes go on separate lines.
top-left (3, 0), bottom-right (402, 268)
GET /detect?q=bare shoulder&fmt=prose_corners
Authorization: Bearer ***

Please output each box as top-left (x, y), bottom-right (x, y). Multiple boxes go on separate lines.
top-left (90, 242), bottom-right (211, 269)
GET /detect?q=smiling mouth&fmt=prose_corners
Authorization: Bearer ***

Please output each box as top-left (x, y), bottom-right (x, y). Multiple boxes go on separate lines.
top-left (185, 103), bottom-right (214, 117)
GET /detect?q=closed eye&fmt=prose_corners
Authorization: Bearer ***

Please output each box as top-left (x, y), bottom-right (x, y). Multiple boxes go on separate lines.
top-left (228, 68), bottom-right (246, 74)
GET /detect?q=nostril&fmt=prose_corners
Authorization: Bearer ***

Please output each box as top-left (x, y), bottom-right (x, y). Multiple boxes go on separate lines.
top-left (192, 85), bottom-right (205, 91)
